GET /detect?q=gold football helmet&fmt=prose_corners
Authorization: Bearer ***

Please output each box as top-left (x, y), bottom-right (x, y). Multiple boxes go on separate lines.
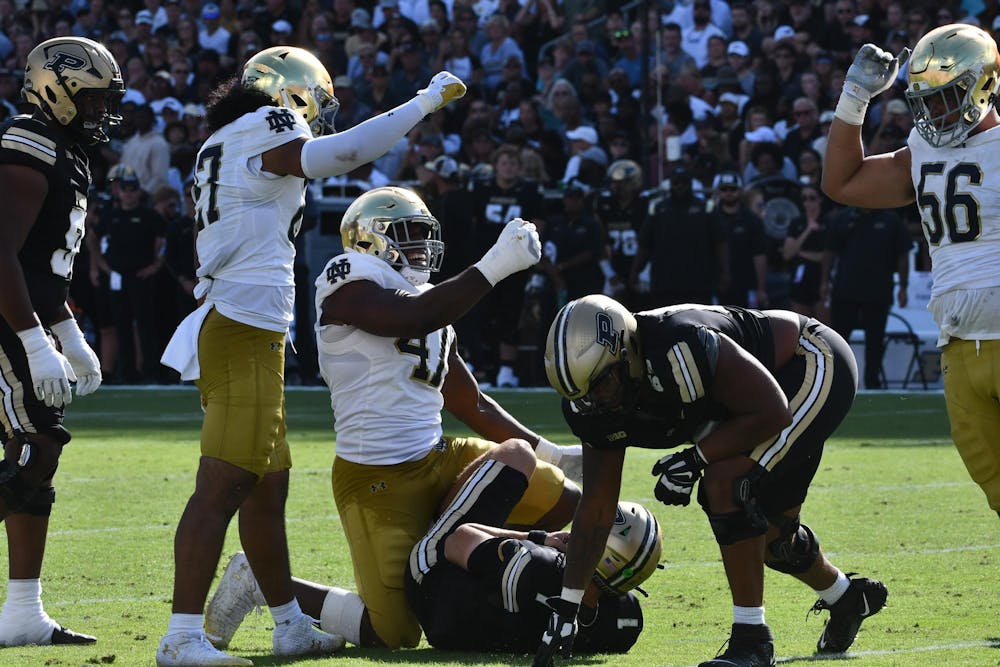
top-left (341, 186), bottom-right (444, 286)
top-left (906, 24), bottom-right (1000, 147)
top-left (544, 295), bottom-right (640, 414)
top-left (594, 501), bottom-right (663, 595)
top-left (22, 37), bottom-right (124, 144)
top-left (242, 46), bottom-right (339, 137)
top-left (607, 159), bottom-right (643, 199)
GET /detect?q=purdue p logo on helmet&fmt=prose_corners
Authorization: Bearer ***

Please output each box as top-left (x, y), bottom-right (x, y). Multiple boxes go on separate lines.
top-left (544, 295), bottom-right (639, 411)
top-left (23, 37), bottom-right (124, 143)
top-left (594, 501), bottom-right (663, 595)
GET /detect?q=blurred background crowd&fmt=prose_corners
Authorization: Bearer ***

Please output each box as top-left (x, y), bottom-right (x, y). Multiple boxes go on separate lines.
top-left (8, 0), bottom-right (989, 388)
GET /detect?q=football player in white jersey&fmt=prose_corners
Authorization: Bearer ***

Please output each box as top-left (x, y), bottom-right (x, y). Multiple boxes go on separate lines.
top-left (296, 186), bottom-right (581, 649)
top-left (823, 24), bottom-right (1000, 519)
top-left (157, 46), bottom-right (467, 666)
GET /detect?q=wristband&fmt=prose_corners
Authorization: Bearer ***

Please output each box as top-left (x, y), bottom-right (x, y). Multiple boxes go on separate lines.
top-left (528, 530), bottom-right (548, 545)
top-left (560, 587), bottom-right (585, 605)
top-left (535, 436), bottom-right (561, 465)
top-left (834, 85), bottom-right (870, 126)
top-left (50, 318), bottom-right (86, 347)
top-left (16, 324), bottom-right (49, 354)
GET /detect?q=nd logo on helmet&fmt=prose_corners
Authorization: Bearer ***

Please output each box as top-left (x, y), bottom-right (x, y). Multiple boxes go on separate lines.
top-left (44, 51), bottom-right (87, 74)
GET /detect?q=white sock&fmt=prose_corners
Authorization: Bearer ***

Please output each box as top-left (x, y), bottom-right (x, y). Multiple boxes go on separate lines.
top-left (270, 599), bottom-right (302, 625)
top-left (733, 605), bottom-right (765, 626)
top-left (166, 613), bottom-right (204, 635)
top-left (319, 588), bottom-right (365, 646)
top-left (818, 570), bottom-right (851, 605)
top-left (0, 579), bottom-right (45, 623)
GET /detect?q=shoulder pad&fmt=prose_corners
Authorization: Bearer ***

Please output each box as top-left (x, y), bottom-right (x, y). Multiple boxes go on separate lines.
top-left (0, 115), bottom-right (60, 168)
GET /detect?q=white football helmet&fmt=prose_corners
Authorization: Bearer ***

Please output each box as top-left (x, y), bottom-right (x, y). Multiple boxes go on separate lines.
top-left (594, 501), bottom-right (663, 595)
top-left (906, 24), bottom-right (1000, 147)
top-left (340, 186), bottom-right (444, 286)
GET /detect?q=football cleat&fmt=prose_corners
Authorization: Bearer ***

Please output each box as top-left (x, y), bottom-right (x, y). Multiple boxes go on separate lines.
top-left (272, 613), bottom-right (345, 657)
top-left (811, 574), bottom-right (888, 654)
top-left (156, 631), bottom-right (252, 666)
top-left (699, 624), bottom-right (775, 667)
top-left (0, 612), bottom-right (96, 646)
top-left (205, 552), bottom-right (264, 649)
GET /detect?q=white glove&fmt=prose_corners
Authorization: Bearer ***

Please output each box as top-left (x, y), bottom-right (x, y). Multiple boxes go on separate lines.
top-left (51, 318), bottom-right (102, 396)
top-left (836, 44), bottom-right (910, 125)
top-left (16, 325), bottom-right (75, 408)
top-left (535, 437), bottom-right (583, 482)
top-left (474, 218), bottom-right (541, 286)
top-left (415, 71), bottom-right (467, 115)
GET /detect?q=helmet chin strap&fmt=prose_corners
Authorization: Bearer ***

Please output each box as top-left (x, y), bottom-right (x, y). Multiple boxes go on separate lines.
top-left (400, 266), bottom-right (430, 286)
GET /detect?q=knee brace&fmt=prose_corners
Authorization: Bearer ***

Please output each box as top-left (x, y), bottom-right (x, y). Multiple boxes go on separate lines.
top-left (707, 510), bottom-right (769, 546)
top-left (0, 435), bottom-right (61, 515)
top-left (764, 520), bottom-right (819, 574)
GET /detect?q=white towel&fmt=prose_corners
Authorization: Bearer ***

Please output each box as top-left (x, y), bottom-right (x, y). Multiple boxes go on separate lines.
top-left (160, 302), bottom-right (213, 381)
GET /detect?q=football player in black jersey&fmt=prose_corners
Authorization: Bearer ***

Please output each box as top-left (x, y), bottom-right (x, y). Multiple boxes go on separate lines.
top-left (593, 159), bottom-right (649, 310)
top-left (468, 144), bottom-right (546, 387)
top-left (0, 37), bottom-right (123, 646)
top-left (534, 296), bottom-right (889, 667)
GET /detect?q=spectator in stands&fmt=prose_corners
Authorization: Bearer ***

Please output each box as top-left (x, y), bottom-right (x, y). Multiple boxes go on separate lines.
top-left (631, 167), bottom-right (729, 309)
top-left (783, 97), bottom-right (822, 166)
top-left (821, 206), bottom-right (911, 390)
top-left (333, 75), bottom-right (372, 131)
top-left (540, 181), bottom-right (604, 302)
top-left (656, 22), bottom-right (696, 77)
top-left (197, 4), bottom-right (229, 57)
top-left (162, 182), bottom-right (197, 323)
top-left (436, 27), bottom-right (480, 85)
top-left (783, 183), bottom-right (829, 322)
top-left (684, 0), bottom-right (727, 69)
top-left (91, 167), bottom-right (166, 384)
top-left (480, 14), bottom-right (524, 93)
top-left (713, 171), bottom-right (770, 309)
top-left (391, 41), bottom-right (433, 100)
top-left (119, 101), bottom-right (171, 195)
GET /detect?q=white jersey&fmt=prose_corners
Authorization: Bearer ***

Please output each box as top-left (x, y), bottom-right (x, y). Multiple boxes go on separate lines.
top-left (908, 126), bottom-right (1000, 345)
top-left (314, 251), bottom-right (454, 465)
top-left (194, 105), bottom-right (311, 332)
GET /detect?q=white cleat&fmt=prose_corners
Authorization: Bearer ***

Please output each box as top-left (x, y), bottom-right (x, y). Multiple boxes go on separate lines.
top-left (205, 552), bottom-right (264, 649)
top-left (272, 613), bottom-right (345, 657)
top-left (156, 631), bottom-right (253, 666)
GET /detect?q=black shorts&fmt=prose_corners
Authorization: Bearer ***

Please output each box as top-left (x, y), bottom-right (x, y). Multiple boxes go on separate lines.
top-left (788, 259), bottom-right (822, 306)
top-left (750, 317), bottom-right (857, 514)
top-left (0, 320), bottom-right (71, 446)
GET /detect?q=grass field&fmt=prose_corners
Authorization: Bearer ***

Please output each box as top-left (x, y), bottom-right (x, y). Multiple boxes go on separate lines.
top-left (0, 388), bottom-right (998, 667)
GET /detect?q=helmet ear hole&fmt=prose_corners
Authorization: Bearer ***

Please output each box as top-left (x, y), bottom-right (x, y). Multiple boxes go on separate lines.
top-left (290, 93), bottom-right (307, 107)
top-left (45, 86), bottom-right (58, 104)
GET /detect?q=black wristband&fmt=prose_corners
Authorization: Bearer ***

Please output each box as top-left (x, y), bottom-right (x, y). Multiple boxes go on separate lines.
top-left (528, 529), bottom-right (548, 545)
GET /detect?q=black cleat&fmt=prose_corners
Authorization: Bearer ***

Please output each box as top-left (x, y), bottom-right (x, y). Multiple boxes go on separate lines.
top-left (812, 574), bottom-right (887, 654)
top-left (50, 625), bottom-right (97, 645)
top-left (699, 623), bottom-right (776, 667)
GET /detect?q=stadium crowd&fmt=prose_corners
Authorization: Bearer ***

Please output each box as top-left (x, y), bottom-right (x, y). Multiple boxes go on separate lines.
top-left (0, 0), bottom-right (975, 388)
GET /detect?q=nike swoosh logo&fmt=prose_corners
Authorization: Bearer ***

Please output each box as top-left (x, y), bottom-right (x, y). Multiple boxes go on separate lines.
top-left (860, 592), bottom-right (871, 617)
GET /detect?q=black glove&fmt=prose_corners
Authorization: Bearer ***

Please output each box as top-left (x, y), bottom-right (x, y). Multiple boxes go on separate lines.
top-left (533, 596), bottom-right (579, 667)
top-left (652, 446), bottom-right (707, 506)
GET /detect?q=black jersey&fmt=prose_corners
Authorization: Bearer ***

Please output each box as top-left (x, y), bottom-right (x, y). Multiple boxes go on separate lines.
top-left (594, 191), bottom-right (652, 277)
top-left (1, 115), bottom-right (90, 324)
top-left (469, 179), bottom-right (545, 253)
top-left (407, 537), bottom-right (641, 654)
top-left (563, 305), bottom-right (775, 452)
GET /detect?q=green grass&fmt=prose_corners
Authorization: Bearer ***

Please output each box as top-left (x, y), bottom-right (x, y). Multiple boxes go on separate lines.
top-left (1, 389), bottom-right (999, 666)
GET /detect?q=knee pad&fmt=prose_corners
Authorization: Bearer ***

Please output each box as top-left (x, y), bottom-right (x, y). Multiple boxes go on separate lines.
top-left (764, 520), bottom-right (819, 574)
top-left (0, 436), bottom-right (61, 515)
top-left (707, 510), bottom-right (769, 546)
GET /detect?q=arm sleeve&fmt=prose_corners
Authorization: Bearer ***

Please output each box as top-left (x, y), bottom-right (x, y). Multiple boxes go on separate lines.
top-left (300, 97), bottom-right (427, 179)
